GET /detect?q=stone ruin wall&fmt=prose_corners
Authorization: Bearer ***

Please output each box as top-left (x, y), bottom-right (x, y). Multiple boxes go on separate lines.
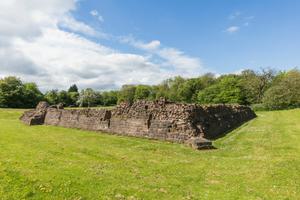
top-left (20, 100), bottom-right (256, 149)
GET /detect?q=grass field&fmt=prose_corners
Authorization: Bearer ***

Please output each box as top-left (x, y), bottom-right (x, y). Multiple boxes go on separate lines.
top-left (0, 109), bottom-right (299, 200)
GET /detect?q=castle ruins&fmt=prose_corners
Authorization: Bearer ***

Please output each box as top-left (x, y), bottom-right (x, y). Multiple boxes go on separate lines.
top-left (20, 99), bottom-right (256, 149)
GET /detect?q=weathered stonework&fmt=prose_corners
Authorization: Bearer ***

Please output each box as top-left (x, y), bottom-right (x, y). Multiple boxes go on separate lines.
top-left (20, 101), bottom-right (49, 125)
top-left (20, 99), bottom-right (256, 149)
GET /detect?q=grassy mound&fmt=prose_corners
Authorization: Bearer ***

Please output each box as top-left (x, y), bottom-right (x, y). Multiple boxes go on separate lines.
top-left (0, 109), bottom-right (299, 199)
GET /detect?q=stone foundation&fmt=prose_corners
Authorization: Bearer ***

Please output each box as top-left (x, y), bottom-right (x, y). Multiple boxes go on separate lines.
top-left (20, 99), bottom-right (256, 149)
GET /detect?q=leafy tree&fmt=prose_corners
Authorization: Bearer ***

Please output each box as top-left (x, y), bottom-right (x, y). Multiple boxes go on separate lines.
top-left (154, 82), bottom-right (169, 100)
top-left (197, 75), bottom-right (247, 105)
top-left (167, 76), bottom-right (186, 102)
top-left (102, 91), bottom-right (118, 106)
top-left (1, 68), bottom-right (296, 110)
top-left (68, 84), bottom-right (78, 93)
top-left (45, 90), bottom-right (60, 105)
top-left (118, 85), bottom-right (136, 104)
top-left (197, 73), bottom-right (216, 88)
top-left (23, 83), bottom-right (43, 108)
top-left (68, 92), bottom-right (79, 106)
top-left (178, 74), bottom-right (216, 103)
top-left (58, 90), bottom-right (71, 106)
top-left (263, 69), bottom-right (300, 109)
top-left (0, 76), bottom-right (26, 108)
top-left (153, 74), bottom-right (216, 103)
top-left (77, 88), bottom-right (99, 107)
top-left (0, 77), bottom-right (43, 108)
top-left (134, 85), bottom-right (153, 101)
top-left (240, 69), bottom-right (276, 104)
top-left (66, 85), bottom-right (80, 106)
top-left (177, 79), bottom-right (195, 103)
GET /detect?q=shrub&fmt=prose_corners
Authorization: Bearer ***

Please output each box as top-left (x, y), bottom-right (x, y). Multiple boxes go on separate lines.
top-left (263, 69), bottom-right (300, 110)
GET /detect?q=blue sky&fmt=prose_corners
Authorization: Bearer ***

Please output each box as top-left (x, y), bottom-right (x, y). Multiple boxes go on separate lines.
top-left (75, 0), bottom-right (300, 73)
top-left (0, 0), bottom-right (299, 90)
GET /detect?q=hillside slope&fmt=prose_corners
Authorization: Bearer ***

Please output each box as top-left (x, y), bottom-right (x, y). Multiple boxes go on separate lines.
top-left (0, 109), bottom-right (299, 199)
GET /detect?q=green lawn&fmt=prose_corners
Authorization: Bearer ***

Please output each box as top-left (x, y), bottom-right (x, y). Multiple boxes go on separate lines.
top-left (0, 109), bottom-right (299, 200)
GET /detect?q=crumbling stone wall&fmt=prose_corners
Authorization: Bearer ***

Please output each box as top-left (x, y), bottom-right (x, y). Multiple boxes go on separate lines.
top-left (20, 99), bottom-right (256, 149)
top-left (44, 109), bottom-right (111, 131)
top-left (109, 101), bottom-right (201, 143)
top-left (20, 101), bottom-right (49, 125)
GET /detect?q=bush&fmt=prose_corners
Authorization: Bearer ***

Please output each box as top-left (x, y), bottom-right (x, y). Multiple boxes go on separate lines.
top-left (263, 69), bottom-right (300, 110)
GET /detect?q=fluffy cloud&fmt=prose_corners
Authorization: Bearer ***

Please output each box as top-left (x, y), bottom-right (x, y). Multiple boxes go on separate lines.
top-left (13, 28), bottom-right (165, 90)
top-left (0, 0), bottom-right (75, 41)
top-left (90, 10), bottom-right (98, 16)
top-left (0, 0), bottom-right (76, 86)
top-left (0, 0), bottom-right (204, 91)
top-left (138, 40), bottom-right (161, 51)
top-left (225, 26), bottom-right (240, 33)
top-left (120, 36), bottom-right (161, 51)
top-left (158, 48), bottom-right (202, 76)
top-left (0, 47), bottom-right (39, 75)
top-left (58, 15), bottom-right (98, 36)
top-left (120, 36), bottom-right (203, 76)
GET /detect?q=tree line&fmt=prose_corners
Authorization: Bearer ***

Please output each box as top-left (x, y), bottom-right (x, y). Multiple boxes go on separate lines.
top-left (0, 68), bottom-right (299, 110)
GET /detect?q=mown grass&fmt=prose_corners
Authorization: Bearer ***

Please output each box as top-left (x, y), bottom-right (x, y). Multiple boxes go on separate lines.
top-left (0, 109), bottom-right (299, 199)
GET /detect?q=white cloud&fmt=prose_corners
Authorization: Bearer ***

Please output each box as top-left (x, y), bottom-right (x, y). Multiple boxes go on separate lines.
top-left (0, 0), bottom-right (74, 43)
top-left (0, 0), bottom-right (205, 91)
top-left (0, 47), bottom-right (39, 75)
top-left (138, 40), bottom-right (161, 50)
top-left (12, 28), bottom-right (166, 90)
top-left (225, 26), bottom-right (240, 33)
top-left (120, 36), bottom-right (203, 76)
top-left (120, 36), bottom-right (161, 50)
top-left (59, 15), bottom-right (97, 36)
top-left (90, 10), bottom-right (98, 16)
top-left (90, 9), bottom-right (104, 22)
top-left (157, 48), bottom-right (202, 76)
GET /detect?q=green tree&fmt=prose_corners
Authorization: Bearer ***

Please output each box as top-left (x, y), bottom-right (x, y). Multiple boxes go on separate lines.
top-left (23, 83), bottom-right (44, 108)
top-left (240, 69), bottom-right (276, 104)
top-left (167, 76), bottom-right (186, 102)
top-left (45, 90), bottom-right (60, 105)
top-left (58, 90), bottom-right (70, 106)
top-left (0, 76), bottom-right (26, 108)
top-left (134, 85), bottom-right (153, 101)
top-left (102, 91), bottom-right (118, 106)
top-left (67, 84), bottom-right (79, 106)
top-left (0, 77), bottom-right (43, 108)
top-left (77, 88), bottom-right (98, 107)
top-left (118, 85), bottom-right (136, 104)
top-left (154, 82), bottom-right (169, 100)
top-left (197, 75), bottom-right (247, 105)
top-left (263, 69), bottom-right (300, 110)
top-left (68, 92), bottom-right (79, 106)
top-left (68, 84), bottom-right (78, 93)
top-left (178, 74), bottom-right (216, 103)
